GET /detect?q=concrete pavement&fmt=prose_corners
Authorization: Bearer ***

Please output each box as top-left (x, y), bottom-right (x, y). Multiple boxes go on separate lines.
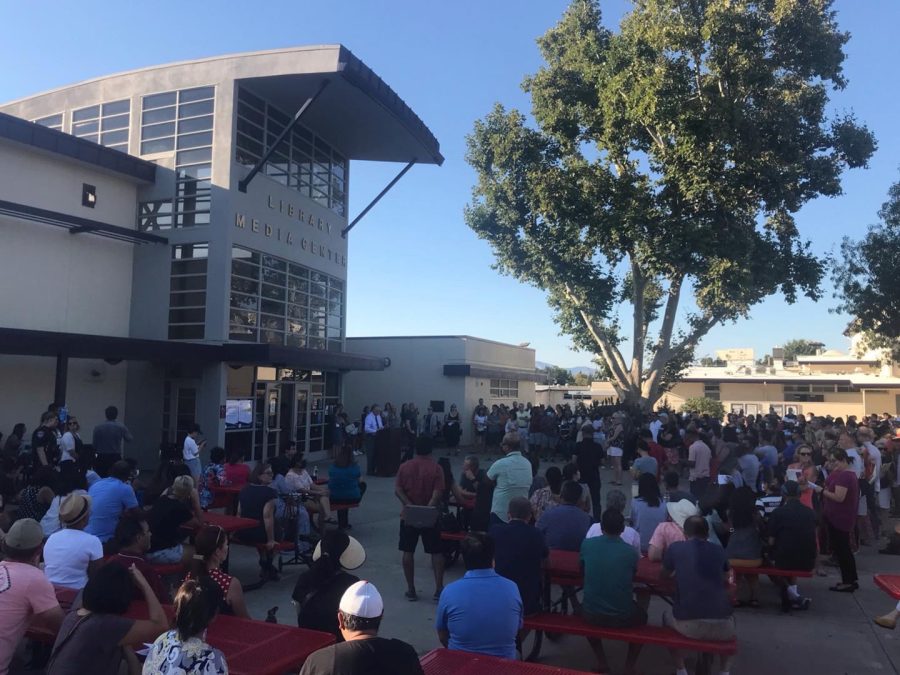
top-left (230, 452), bottom-right (900, 674)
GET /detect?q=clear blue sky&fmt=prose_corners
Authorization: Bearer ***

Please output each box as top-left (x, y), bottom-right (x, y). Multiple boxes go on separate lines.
top-left (4, 1), bottom-right (898, 367)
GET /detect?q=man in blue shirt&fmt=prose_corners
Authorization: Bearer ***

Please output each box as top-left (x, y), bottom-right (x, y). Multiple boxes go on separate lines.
top-left (536, 481), bottom-right (592, 551)
top-left (490, 496), bottom-right (549, 616)
top-left (435, 532), bottom-right (523, 659)
top-left (85, 460), bottom-right (139, 543)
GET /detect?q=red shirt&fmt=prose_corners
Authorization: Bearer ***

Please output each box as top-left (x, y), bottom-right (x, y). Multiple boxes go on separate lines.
top-left (395, 456), bottom-right (445, 507)
top-left (224, 462), bottom-right (250, 487)
top-left (823, 468), bottom-right (859, 533)
top-left (648, 442), bottom-right (666, 477)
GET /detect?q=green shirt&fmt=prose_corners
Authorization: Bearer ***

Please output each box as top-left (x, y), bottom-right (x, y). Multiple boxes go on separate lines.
top-left (580, 534), bottom-right (638, 617)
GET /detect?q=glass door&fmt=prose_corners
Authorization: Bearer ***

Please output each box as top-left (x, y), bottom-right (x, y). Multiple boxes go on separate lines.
top-left (295, 385), bottom-right (309, 454)
top-left (263, 384), bottom-right (281, 462)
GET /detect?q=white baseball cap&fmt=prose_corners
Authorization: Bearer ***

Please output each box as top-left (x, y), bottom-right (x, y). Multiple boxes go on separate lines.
top-left (339, 580), bottom-right (383, 619)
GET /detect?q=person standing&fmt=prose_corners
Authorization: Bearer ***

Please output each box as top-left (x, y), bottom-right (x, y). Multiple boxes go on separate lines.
top-left (182, 424), bottom-right (205, 480)
top-left (813, 448), bottom-right (860, 592)
top-left (443, 405), bottom-right (462, 456)
top-left (363, 405), bottom-right (383, 476)
top-left (31, 411), bottom-right (59, 468)
top-left (300, 581), bottom-right (424, 675)
top-left (685, 429), bottom-right (712, 499)
top-left (572, 423), bottom-right (602, 520)
top-left (0, 519), bottom-right (64, 675)
top-left (435, 533), bottom-right (523, 660)
top-left (395, 437), bottom-right (446, 602)
top-left (486, 433), bottom-right (533, 525)
top-left (91, 406), bottom-right (132, 477)
top-left (58, 417), bottom-right (83, 469)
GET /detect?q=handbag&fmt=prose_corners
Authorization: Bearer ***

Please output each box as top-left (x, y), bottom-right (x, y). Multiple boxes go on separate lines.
top-left (404, 505), bottom-right (440, 529)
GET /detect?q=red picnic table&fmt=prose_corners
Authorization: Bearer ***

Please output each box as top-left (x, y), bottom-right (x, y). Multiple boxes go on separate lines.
top-left (198, 511), bottom-right (259, 534)
top-left (547, 549), bottom-right (669, 588)
top-left (209, 483), bottom-right (243, 513)
top-left (420, 648), bottom-right (586, 674)
top-left (874, 574), bottom-right (900, 600)
top-left (124, 601), bottom-right (334, 675)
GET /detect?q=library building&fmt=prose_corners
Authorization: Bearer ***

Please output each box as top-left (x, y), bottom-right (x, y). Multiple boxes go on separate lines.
top-left (0, 46), bottom-right (442, 466)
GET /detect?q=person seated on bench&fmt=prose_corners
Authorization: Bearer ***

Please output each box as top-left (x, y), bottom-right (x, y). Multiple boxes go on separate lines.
top-left (530, 466), bottom-right (562, 522)
top-left (145, 475), bottom-right (202, 565)
top-left (767, 480), bottom-right (817, 611)
top-left (300, 581), bottom-right (424, 675)
top-left (536, 480), bottom-right (591, 552)
top-left (285, 455), bottom-right (335, 530)
top-left (648, 499), bottom-right (698, 562)
top-left (725, 487), bottom-right (763, 607)
top-left (661, 515), bottom-right (735, 675)
top-left (459, 455), bottom-right (492, 532)
top-left (186, 524), bottom-right (250, 618)
top-left (632, 474), bottom-right (668, 555)
top-left (490, 496), bottom-right (548, 617)
top-left (223, 448), bottom-right (251, 487)
top-left (573, 509), bottom-right (646, 675)
top-left (236, 461), bottom-right (281, 581)
top-left (435, 532), bottom-right (523, 660)
top-left (292, 530), bottom-right (366, 639)
top-left (109, 512), bottom-right (168, 603)
top-left (329, 447), bottom-right (367, 531)
top-left (586, 489), bottom-right (641, 556)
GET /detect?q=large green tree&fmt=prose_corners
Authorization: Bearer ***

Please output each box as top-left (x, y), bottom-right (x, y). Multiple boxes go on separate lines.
top-left (833, 176), bottom-right (900, 358)
top-left (465, 0), bottom-right (874, 411)
top-left (781, 338), bottom-right (825, 361)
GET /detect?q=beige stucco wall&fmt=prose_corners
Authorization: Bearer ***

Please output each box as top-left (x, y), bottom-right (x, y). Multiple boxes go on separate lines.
top-left (0, 355), bottom-right (128, 442)
top-left (0, 141), bottom-right (138, 336)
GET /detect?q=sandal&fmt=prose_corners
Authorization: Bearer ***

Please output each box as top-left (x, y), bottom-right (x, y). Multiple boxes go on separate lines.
top-left (405, 590), bottom-right (418, 602)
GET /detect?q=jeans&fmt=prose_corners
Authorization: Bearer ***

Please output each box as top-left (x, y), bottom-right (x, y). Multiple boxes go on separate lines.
top-left (828, 522), bottom-right (858, 585)
top-left (185, 457), bottom-right (201, 480)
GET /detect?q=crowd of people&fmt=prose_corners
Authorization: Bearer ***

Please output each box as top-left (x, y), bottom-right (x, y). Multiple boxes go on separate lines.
top-left (1, 398), bottom-right (899, 674)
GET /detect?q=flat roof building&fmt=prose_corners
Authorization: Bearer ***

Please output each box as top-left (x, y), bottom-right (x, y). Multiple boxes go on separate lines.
top-left (0, 46), bottom-right (441, 466)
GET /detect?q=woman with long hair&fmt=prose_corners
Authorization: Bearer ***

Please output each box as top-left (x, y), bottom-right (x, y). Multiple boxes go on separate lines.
top-left (329, 447), bottom-right (366, 530)
top-left (530, 466), bottom-right (563, 521)
top-left (816, 447), bottom-right (860, 592)
top-left (236, 461), bottom-right (280, 581)
top-left (143, 577), bottom-right (227, 674)
top-left (631, 472), bottom-right (667, 554)
top-left (186, 524), bottom-right (249, 618)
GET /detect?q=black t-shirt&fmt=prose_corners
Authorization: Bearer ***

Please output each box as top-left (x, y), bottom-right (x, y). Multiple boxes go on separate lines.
top-left (147, 495), bottom-right (192, 551)
top-left (768, 500), bottom-right (817, 571)
top-left (239, 484), bottom-right (277, 521)
top-left (489, 520), bottom-right (549, 615)
top-left (299, 637), bottom-right (424, 675)
top-left (293, 570), bottom-right (359, 640)
top-left (459, 469), bottom-right (492, 531)
top-left (31, 425), bottom-right (58, 465)
top-left (574, 440), bottom-right (602, 482)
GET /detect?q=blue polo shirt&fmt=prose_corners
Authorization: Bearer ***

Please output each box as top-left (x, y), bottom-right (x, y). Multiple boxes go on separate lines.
top-left (435, 568), bottom-right (523, 659)
top-left (536, 504), bottom-right (592, 552)
top-left (85, 477), bottom-right (138, 542)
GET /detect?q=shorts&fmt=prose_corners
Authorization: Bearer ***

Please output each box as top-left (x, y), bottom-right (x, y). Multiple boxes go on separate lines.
top-left (146, 544), bottom-right (183, 564)
top-left (398, 520), bottom-right (441, 554)
top-left (582, 604), bottom-right (647, 628)
top-left (663, 608), bottom-right (736, 641)
top-left (608, 446), bottom-right (623, 457)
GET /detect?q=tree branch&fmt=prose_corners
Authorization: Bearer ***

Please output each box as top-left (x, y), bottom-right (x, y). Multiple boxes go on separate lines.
top-left (630, 259), bottom-right (646, 383)
top-left (646, 275), bottom-right (684, 373)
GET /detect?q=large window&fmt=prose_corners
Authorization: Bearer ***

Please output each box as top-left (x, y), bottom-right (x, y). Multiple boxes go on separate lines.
top-left (703, 383), bottom-right (721, 401)
top-left (72, 100), bottom-right (130, 152)
top-left (229, 247), bottom-right (343, 352)
top-left (33, 113), bottom-right (63, 131)
top-left (490, 379), bottom-right (519, 398)
top-left (139, 87), bottom-right (214, 230)
top-left (168, 244), bottom-right (208, 340)
top-left (235, 87), bottom-right (347, 217)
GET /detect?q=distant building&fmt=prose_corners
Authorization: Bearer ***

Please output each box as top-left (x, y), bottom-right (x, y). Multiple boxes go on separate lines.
top-left (660, 338), bottom-right (900, 418)
top-left (342, 336), bottom-right (538, 444)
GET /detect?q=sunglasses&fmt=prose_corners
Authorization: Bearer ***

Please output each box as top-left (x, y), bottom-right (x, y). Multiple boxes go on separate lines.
top-left (799, 452), bottom-right (812, 456)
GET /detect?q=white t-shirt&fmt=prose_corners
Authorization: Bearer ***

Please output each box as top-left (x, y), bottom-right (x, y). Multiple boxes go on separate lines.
top-left (864, 442), bottom-right (882, 492)
top-left (40, 490), bottom-right (88, 537)
top-left (59, 432), bottom-right (78, 463)
top-left (846, 448), bottom-right (864, 478)
top-left (183, 435), bottom-right (200, 462)
top-left (586, 522), bottom-right (642, 556)
top-left (43, 527), bottom-right (103, 589)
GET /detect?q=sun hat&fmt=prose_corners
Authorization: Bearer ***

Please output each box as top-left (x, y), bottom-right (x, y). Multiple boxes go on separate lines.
top-left (59, 493), bottom-right (92, 526)
top-left (339, 580), bottom-right (383, 619)
top-left (313, 530), bottom-right (366, 570)
top-left (4, 518), bottom-right (44, 550)
top-left (666, 499), bottom-right (699, 529)
top-left (171, 475), bottom-right (195, 500)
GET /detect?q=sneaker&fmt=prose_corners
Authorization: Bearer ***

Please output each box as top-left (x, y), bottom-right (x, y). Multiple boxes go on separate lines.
top-left (791, 597), bottom-right (811, 611)
top-left (875, 615), bottom-right (897, 630)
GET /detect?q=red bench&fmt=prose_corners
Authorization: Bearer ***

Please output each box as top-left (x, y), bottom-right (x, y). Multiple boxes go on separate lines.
top-left (522, 612), bottom-right (735, 674)
top-left (874, 574), bottom-right (900, 600)
top-left (330, 501), bottom-right (359, 512)
top-left (420, 647), bottom-right (587, 674)
top-left (732, 566), bottom-right (812, 578)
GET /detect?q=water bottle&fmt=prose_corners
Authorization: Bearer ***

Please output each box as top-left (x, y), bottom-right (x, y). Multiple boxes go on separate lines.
top-left (313, 465), bottom-right (319, 481)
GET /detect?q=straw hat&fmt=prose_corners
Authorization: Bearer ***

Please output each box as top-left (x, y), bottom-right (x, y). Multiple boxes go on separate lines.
top-left (59, 494), bottom-right (92, 527)
top-left (666, 499), bottom-right (699, 529)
